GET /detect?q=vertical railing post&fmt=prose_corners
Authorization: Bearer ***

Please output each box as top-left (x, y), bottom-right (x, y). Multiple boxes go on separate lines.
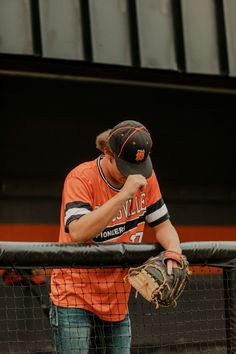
top-left (223, 268), bottom-right (236, 354)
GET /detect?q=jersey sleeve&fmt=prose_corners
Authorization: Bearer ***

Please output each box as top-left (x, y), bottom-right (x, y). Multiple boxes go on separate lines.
top-left (145, 171), bottom-right (170, 227)
top-left (63, 174), bottom-right (93, 232)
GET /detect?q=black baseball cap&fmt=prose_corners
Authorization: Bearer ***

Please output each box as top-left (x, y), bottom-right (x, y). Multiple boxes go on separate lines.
top-left (107, 120), bottom-right (153, 178)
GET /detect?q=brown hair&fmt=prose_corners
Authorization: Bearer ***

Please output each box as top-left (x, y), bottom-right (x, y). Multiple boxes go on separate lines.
top-left (95, 129), bottom-right (112, 153)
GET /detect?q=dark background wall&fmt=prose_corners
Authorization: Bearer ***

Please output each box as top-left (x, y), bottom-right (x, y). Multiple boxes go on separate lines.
top-left (1, 74), bottom-right (236, 232)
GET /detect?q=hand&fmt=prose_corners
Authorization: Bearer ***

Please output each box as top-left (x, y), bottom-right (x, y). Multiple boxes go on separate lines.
top-left (121, 174), bottom-right (147, 198)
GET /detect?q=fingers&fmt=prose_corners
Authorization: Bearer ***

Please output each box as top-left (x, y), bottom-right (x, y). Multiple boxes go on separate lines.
top-left (166, 260), bottom-right (180, 275)
top-left (167, 260), bottom-right (173, 275)
top-left (130, 174), bottom-right (147, 190)
top-left (122, 174), bottom-right (147, 198)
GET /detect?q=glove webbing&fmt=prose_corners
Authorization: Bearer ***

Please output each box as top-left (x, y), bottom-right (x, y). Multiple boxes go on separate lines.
top-left (127, 263), bottom-right (175, 309)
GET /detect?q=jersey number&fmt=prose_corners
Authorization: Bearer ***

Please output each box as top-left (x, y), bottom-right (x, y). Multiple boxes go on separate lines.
top-left (130, 232), bottom-right (143, 243)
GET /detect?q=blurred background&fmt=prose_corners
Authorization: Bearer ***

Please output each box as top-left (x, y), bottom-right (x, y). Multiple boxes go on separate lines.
top-left (0, 0), bottom-right (236, 243)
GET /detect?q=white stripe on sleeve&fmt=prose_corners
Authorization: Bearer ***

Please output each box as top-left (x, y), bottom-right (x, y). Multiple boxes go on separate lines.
top-left (145, 204), bottom-right (168, 224)
top-left (65, 207), bottom-right (91, 225)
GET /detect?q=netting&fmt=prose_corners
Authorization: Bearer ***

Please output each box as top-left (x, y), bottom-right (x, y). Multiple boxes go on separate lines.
top-left (0, 241), bottom-right (235, 354)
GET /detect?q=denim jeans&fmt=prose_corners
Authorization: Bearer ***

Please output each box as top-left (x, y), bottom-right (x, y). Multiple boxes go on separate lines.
top-left (49, 303), bottom-right (131, 354)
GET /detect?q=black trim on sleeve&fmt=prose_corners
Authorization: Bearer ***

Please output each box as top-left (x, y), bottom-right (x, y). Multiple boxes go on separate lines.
top-left (65, 201), bottom-right (93, 212)
top-left (65, 201), bottom-right (92, 233)
top-left (146, 198), bottom-right (164, 215)
top-left (65, 214), bottom-right (85, 233)
top-left (148, 213), bottom-right (170, 228)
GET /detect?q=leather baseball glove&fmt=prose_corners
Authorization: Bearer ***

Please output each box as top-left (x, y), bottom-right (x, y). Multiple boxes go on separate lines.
top-left (125, 251), bottom-right (191, 309)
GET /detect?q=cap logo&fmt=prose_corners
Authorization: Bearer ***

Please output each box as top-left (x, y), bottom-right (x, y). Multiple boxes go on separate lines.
top-left (135, 149), bottom-right (145, 161)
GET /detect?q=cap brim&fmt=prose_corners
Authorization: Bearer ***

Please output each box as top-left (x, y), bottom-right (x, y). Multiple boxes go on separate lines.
top-left (115, 155), bottom-right (153, 178)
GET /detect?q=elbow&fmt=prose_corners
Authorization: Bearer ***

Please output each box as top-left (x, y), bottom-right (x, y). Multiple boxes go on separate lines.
top-left (68, 221), bottom-right (89, 243)
top-left (70, 231), bottom-right (85, 243)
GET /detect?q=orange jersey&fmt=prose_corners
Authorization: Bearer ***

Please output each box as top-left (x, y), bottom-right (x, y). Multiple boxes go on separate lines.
top-left (50, 156), bottom-right (169, 321)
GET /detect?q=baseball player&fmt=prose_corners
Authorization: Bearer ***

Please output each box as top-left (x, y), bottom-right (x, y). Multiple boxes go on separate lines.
top-left (50, 120), bottom-right (182, 354)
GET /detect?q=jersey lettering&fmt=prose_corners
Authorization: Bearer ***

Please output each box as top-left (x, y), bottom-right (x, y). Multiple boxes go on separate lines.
top-left (112, 193), bottom-right (146, 222)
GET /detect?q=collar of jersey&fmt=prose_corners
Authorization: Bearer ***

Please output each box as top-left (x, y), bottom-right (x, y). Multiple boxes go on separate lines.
top-left (97, 155), bottom-right (123, 192)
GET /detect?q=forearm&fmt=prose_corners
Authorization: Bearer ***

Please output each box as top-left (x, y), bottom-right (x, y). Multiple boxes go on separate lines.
top-left (153, 219), bottom-right (182, 253)
top-left (68, 191), bottom-right (130, 242)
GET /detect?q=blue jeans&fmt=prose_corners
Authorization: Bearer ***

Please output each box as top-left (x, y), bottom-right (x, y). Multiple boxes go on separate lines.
top-left (49, 303), bottom-right (131, 354)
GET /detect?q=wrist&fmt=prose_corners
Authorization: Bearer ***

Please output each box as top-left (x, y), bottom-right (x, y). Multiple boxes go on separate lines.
top-left (166, 247), bottom-right (182, 254)
top-left (118, 189), bottom-right (132, 201)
